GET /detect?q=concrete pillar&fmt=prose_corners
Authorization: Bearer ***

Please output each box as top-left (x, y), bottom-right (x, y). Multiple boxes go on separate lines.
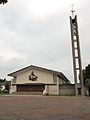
top-left (57, 77), bottom-right (60, 95)
top-left (45, 85), bottom-right (49, 94)
top-left (75, 84), bottom-right (78, 96)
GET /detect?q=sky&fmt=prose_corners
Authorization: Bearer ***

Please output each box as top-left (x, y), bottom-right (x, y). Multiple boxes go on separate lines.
top-left (0, 0), bottom-right (90, 83)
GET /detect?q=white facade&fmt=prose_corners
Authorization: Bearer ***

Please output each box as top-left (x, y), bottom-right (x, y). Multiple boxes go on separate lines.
top-left (8, 65), bottom-right (70, 95)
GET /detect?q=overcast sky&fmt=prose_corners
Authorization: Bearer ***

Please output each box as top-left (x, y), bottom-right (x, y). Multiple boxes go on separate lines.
top-left (0, 0), bottom-right (90, 83)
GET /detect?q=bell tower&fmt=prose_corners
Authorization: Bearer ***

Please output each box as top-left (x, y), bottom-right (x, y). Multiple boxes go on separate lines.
top-left (70, 9), bottom-right (84, 96)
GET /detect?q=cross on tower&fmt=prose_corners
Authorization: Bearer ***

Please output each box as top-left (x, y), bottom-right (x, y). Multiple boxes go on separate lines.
top-left (71, 5), bottom-right (75, 18)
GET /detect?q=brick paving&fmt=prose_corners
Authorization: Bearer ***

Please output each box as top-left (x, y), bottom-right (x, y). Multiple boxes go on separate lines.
top-left (0, 95), bottom-right (90, 120)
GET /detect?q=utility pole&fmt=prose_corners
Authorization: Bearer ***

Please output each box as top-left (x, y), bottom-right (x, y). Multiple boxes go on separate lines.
top-left (70, 7), bottom-right (84, 96)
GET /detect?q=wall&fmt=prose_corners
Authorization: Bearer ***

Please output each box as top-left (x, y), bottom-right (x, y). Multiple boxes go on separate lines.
top-left (10, 85), bottom-right (16, 93)
top-left (13, 69), bottom-right (54, 84)
top-left (48, 85), bottom-right (58, 95)
top-left (46, 84), bottom-right (75, 95)
top-left (60, 84), bottom-right (75, 95)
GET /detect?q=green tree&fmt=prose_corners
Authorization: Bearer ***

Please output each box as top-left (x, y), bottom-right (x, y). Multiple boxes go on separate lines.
top-left (0, 0), bottom-right (8, 4)
top-left (85, 64), bottom-right (90, 79)
top-left (85, 79), bottom-right (90, 96)
top-left (83, 64), bottom-right (90, 96)
top-left (5, 81), bottom-right (11, 93)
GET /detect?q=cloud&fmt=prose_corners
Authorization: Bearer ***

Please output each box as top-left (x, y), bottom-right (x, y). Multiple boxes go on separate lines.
top-left (0, 0), bottom-right (89, 83)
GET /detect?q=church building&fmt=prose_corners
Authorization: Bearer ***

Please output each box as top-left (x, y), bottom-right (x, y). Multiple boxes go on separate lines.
top-left (8, 65), bottom-right (74, 95)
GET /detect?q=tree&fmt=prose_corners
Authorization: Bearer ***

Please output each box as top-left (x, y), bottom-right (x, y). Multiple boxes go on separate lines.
top-left (85, 79), bottom-right (90, 96)
top-left (83, 64), bottom-right (90, 96)
top-left (5, 81), bottom-right (11, 93)
top-left (85, 64), bottom-right (90, 79)
top-left (0, 0), bottom-right (8, 4)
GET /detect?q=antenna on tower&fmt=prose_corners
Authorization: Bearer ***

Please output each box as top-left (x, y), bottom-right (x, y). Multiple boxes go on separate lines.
top-left (71, 5), bottom-right (75, 18)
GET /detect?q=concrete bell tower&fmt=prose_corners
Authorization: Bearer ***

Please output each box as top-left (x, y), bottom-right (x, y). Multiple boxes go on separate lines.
top-left (70, 8), bottom-right (84, 96)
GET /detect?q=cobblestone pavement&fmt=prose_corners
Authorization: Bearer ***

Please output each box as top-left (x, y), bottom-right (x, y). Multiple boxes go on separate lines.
top-left (0, 95), bottom-right (90, 120)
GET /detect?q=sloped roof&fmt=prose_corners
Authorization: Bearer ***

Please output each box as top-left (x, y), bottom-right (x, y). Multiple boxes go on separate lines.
top-left (8, 65), bottom-right (70, 83)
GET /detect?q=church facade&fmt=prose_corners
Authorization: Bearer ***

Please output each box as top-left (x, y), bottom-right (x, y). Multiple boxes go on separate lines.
top-left (8, 65), bottom-right (75, 95)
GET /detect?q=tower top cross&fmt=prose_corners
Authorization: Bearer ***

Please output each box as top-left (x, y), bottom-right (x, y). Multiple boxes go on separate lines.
top-left (71, 5), bottom-right (75, 18)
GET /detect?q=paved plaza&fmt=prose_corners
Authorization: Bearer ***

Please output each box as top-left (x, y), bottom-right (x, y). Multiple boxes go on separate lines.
top-left (0, 95), bottom-right (90, 120)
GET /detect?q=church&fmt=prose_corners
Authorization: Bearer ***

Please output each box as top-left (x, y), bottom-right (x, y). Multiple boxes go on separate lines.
top-left (8, 65), bottom-right (75, 95)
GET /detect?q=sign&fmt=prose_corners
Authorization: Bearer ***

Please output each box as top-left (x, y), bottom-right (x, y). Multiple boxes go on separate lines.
top-left (29, 71), bottom-right (38, 81)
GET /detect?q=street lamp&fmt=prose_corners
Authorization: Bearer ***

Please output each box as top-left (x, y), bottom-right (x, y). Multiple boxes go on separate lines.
top-left (0, 0), bottom-right (8, 4)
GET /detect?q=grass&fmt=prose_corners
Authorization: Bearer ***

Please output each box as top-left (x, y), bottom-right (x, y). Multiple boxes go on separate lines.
top-left (0, 93), bottom-right (9, 96)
